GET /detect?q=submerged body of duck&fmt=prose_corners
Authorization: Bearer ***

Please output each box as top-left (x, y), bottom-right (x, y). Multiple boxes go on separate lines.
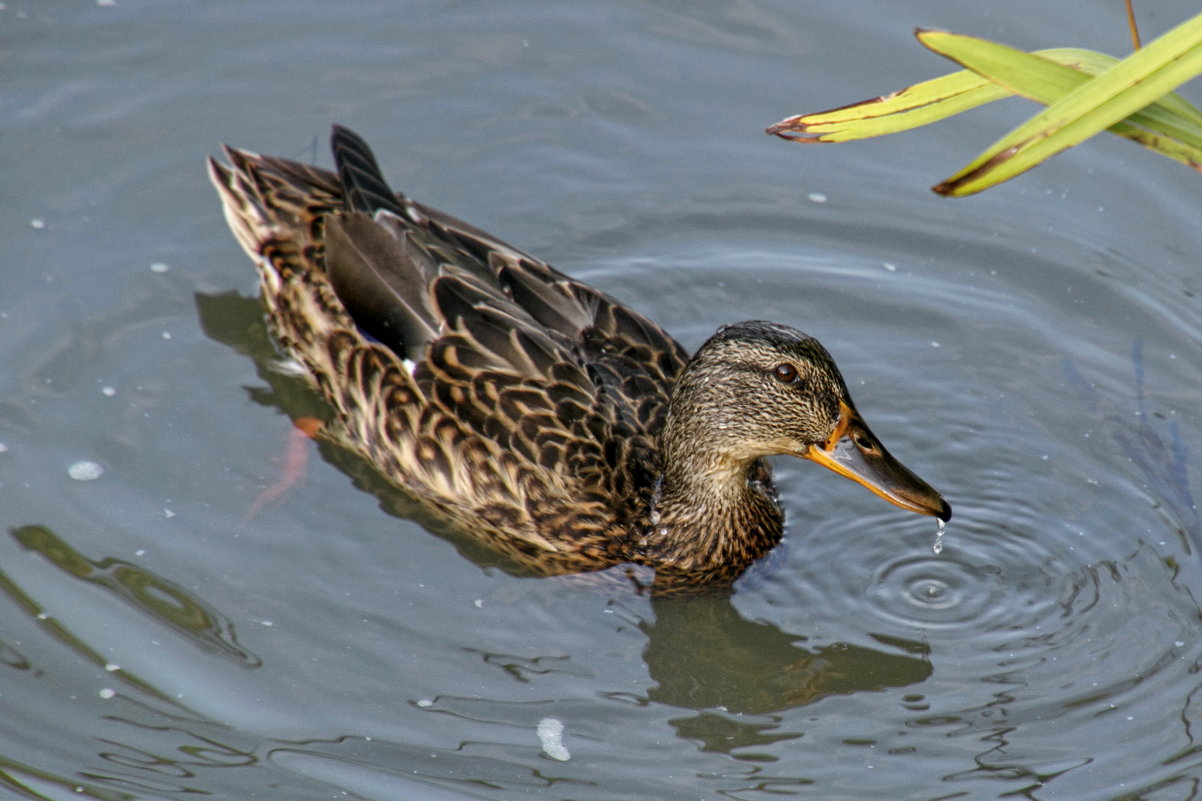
top-left (208, 126), bottom-right (950, 591)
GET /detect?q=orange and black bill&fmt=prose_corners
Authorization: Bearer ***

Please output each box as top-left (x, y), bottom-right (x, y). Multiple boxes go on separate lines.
top-left (805, 401), bottom-right (951, 522)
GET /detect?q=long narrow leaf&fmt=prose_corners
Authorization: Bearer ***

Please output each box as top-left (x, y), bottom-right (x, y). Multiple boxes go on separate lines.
top-left (933, 42), bottom-right (1202, 159)
top-left (769, 46), bottom-right (1202, 144)
top-left (1050, 48), bottom-right (1202, 127)
top-left (922, 13), bottom-right (1202, 195)
top-left (767, 72), bottom-right (1009, 142)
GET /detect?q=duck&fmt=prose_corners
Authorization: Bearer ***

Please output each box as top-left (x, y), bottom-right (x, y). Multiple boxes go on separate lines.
top-left (208, 125), bottom-right (950, 592)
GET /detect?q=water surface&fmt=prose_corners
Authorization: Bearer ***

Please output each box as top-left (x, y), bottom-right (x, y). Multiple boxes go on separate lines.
top-left (4, 2), bottom-right (1202, 799)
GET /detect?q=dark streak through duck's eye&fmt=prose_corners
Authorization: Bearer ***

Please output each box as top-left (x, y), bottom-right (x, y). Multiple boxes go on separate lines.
top-left (772, 363), bottom-right (799, 384)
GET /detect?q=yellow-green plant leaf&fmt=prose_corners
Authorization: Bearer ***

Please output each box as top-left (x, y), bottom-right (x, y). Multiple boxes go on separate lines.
top-left (767, 71), bottom-right (1009, 142)
top-left (1043, 48), bottom-right (1202, 129)
top-left (921, 14), bottom-right (1202, 195)
top-left (767, 72), bottom-right (1003, 139)
top-left (769, 46), bottom-right (1202, 145)
top-left (919, 41), bottom-right (1202, 171)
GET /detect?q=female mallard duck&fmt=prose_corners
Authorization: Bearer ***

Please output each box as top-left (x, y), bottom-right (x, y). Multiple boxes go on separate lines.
top-left (208, 125), bottom-right (950, 591)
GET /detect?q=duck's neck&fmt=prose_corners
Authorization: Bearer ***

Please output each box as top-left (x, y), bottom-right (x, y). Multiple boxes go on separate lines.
top-left (639, 446), bottom-right (783, 577)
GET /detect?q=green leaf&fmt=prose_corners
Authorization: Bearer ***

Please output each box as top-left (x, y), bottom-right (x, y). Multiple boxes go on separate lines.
top-left (920, 14), bottom-right (1202, 195)
top-left (768, 46), bottom-right (1202, 146)
top-left (1038, 48), bottom-right (1202, 129)
top-left (767, 70), bottom-right (1009, 142)
top-left (924, 42), bottom-right (1202, 179)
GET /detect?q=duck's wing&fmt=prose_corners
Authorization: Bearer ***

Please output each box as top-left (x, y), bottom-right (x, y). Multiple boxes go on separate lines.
top-left (324, 125), bottom-right (691, 435)
top-left (209, 126), bottom-right (688, 561)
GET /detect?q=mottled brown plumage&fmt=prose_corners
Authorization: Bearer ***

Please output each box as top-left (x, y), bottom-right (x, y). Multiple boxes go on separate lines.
top-left (208, 125), bottom-right (950, 592)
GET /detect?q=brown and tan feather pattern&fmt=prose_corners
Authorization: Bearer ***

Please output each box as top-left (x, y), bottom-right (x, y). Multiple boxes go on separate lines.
top-left (208, 125), bottom-right (950, 593)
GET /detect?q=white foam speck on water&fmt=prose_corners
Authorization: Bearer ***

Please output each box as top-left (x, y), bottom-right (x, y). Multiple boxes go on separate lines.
top-left (150, 262), bottom-right (169, 273)
top-left (29, 218), bottom-right (45, 229)
top-left (932, 518), bottom-right (947, 555)
top-left (68, 461), bottom-right (104, 481)
top-left (99, 688), bottom-right (115, 699)
top-left (537, 717), bottom-right (570, 761)
top-left (807, 192), bottom-right (827, 203)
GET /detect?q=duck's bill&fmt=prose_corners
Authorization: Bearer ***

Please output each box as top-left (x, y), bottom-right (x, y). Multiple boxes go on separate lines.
top-left (804, 402), bottom-right (952, 522)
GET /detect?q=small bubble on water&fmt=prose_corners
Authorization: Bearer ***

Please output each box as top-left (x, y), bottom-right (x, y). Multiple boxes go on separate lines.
top-left (537, 717), bottom-right (570, 761)
top-left (932, 518), bottom-right (946, 555)
top-left (68, 461), bottom-right (104, 481)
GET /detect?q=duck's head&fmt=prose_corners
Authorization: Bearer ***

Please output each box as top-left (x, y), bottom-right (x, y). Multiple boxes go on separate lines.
top-left (664, 320), bottom-right (951, 522)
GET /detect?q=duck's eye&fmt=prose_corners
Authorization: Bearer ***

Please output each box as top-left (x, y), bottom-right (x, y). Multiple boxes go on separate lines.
top-left (772, 363), bottom-right (801, 385)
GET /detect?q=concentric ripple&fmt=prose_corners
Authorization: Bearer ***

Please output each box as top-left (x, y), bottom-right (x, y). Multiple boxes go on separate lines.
top-left (859, 497), bottom-right (1106, 637)
top-left (865, 552), bottom-right (1000, 629)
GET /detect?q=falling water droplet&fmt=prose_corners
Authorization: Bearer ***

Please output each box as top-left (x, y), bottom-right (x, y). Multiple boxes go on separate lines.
top-left (932, 518), bottom-right (947, 555)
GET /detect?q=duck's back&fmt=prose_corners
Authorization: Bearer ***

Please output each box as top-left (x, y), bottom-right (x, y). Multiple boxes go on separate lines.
top-left (208, 126), bottom-right (691, 573)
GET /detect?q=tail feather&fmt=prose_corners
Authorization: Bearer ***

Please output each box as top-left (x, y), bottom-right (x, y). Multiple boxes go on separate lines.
top-left (331, 124), bottom-right (406, 217)
top-left (207, 154), bottom-right (268, 261)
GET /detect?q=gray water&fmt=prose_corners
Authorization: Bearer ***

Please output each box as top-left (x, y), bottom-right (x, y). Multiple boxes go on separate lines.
top-left (5, 2), bottom-right (1202, 799)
